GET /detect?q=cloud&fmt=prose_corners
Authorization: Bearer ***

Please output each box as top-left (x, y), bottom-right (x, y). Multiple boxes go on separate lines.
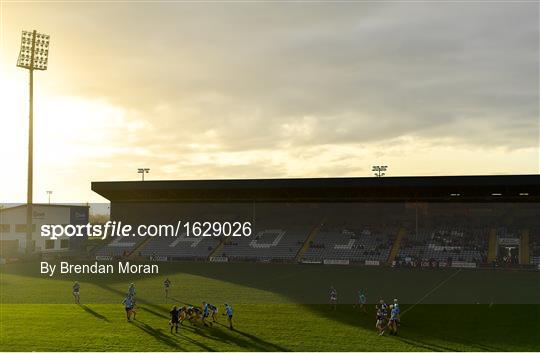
top-left (8, 2), bottom-right (537, 150)
top-left (1, 2), bottom-right (538, 202)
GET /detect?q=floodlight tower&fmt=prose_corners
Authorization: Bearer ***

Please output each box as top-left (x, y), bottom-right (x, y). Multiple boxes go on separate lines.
top-left (17, 30), bottom-right (50, 254)
top-left (372, 165), bottom-right (388, 177)
top-left (46, 190), bottom-right (53, 204)
top-left (138, 168), bottom-right (150, 181)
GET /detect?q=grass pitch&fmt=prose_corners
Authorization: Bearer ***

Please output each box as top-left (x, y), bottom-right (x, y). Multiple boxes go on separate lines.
top-left (1, 261), bottom-right (539, 351)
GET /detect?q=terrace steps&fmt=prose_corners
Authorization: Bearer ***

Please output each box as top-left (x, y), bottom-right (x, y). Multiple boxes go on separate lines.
top-left (520, 230), bottom-right (530, 265)
top-left (387, 228), bottom-right (406, 265)
top-left (487, 229), bottom-right (498, 263)
top-left (208, 238), bottom-right (226, 260)
top-left (128, 237), bottom-right (153, 259)
top-left (295, 218), bottom-right (325, 261)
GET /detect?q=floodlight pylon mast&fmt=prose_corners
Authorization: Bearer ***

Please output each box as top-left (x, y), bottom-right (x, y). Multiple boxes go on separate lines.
top-left (26, 31), bottom-right (35, 255)
top-left (17, 29), bottom-right (50, 254)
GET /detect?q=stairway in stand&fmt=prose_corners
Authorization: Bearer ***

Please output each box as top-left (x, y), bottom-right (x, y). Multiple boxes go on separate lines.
top-left (387, 228), bottom-right (406, 265)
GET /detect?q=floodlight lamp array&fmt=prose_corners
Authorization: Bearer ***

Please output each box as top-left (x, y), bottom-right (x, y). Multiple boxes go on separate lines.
top-left (17, 31), bottom-right (50, 70)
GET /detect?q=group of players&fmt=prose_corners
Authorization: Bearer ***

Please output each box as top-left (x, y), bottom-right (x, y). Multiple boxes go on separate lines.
top-left (73, 279), bottom-right (400, 337)
top-left (169, 301), bottom-right (234, 333)
top-left (375, 298), bottom-right (400, 336)
top-left (72, 279), bottom-right (235, 334)
top-left (164, 278), bottom-right (234, 333)
top-left (329, 286), bottom-right (401, 336)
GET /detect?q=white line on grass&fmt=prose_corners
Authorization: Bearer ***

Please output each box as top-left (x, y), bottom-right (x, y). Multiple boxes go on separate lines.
top-left (401, 268), bottom-right (463, 317)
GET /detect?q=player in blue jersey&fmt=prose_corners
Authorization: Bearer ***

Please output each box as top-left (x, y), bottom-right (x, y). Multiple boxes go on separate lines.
top-left (392, 299), bottom-right (400, 319)
top-left (202, 302), bottom-right (212, 327)
top-left (127, 283), bottom-right (137, 319)
top-left (122, 295), bottom-right (135, 322)
top-left (387, 304), bottom-right (400, 336)
top-left (224, 303), bottom-right (234, 330)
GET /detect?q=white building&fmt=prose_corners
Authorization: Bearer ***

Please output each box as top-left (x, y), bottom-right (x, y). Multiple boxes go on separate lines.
top-left (0, 204), bottom-right (89, 256)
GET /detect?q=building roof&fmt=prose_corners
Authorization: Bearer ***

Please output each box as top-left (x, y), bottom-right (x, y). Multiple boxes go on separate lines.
top-left (0, 204), bottom-right (89, 214)
top-left (92, 174), bottom-right (540, 202)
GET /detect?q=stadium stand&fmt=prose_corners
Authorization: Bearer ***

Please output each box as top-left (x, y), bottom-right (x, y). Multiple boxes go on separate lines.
top-left (91, 176), bottom-right (540, 269)
top-left (140, 233), bottom-right (220, 260)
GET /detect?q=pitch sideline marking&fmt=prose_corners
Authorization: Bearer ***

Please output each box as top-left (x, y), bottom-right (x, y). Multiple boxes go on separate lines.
top-left (401, 268), bottom-right (463, 317)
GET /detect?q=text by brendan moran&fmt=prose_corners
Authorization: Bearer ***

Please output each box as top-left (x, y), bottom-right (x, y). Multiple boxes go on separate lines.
top-left (40, 261), bottom-right (159, 277)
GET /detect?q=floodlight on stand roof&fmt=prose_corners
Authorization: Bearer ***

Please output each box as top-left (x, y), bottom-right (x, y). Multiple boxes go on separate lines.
top-left (372, 165), bottom-right (389, 177)
top-left (137, 168), bottom-right (150, 181)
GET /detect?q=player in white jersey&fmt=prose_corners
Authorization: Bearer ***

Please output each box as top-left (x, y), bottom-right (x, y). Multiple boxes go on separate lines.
top-left (163, 278), bottom-right (171, 300)
top-left (128, 283), bottom-right (136, 298)
top-left (329, 286), bottom-right (337, 311)
top-left (72, 282), bottom-right (80, 304)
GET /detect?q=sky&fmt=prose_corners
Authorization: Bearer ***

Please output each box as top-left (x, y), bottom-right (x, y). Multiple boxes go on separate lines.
top-left (0, 1), bottom-right (538, 203)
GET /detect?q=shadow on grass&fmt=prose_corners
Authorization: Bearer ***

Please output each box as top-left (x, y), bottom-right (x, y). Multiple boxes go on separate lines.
top-left (4, 262), bottom-right (540, 351)
top-left (394, 336), bottom-right (457, 352)
top-left (298, 304), bottom-right (474, 352)
top-left (168, 296), bottom-right (194, 306)
top-left (96, 283), bottom-right (288, 351)
top-left (132, 317), bottom-right (285, 352)
top-left (182, 321), bottom-right (289, 352)
top-left (138, 306), bottom-right (169, 320)
top-left (172, 328), bottom-right (216, 352)
top-left (233, 327), bottom-right (289, 352)
top-left (79, 304), bottom-right (109, 322)
top-left (131, 320), bottom-right (186, 351)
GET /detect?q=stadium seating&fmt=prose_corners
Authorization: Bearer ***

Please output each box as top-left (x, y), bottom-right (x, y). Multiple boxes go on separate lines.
top-left (397, 227), bottom-right (488, 264)
top-left (93, 203), bottom-right (540, 269)
top-left (301, 203), bottom-right (404, 263)
top-left (303, 228), bottom-right (395, 263)
top-left (140, 233), bottom-right (220, 260)
top-left (95, 236), bottom-right (144, 257)
top-left (217, 226), bottom-right (310, 261)
top-left (529, 231), bottom-right (540, 266)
